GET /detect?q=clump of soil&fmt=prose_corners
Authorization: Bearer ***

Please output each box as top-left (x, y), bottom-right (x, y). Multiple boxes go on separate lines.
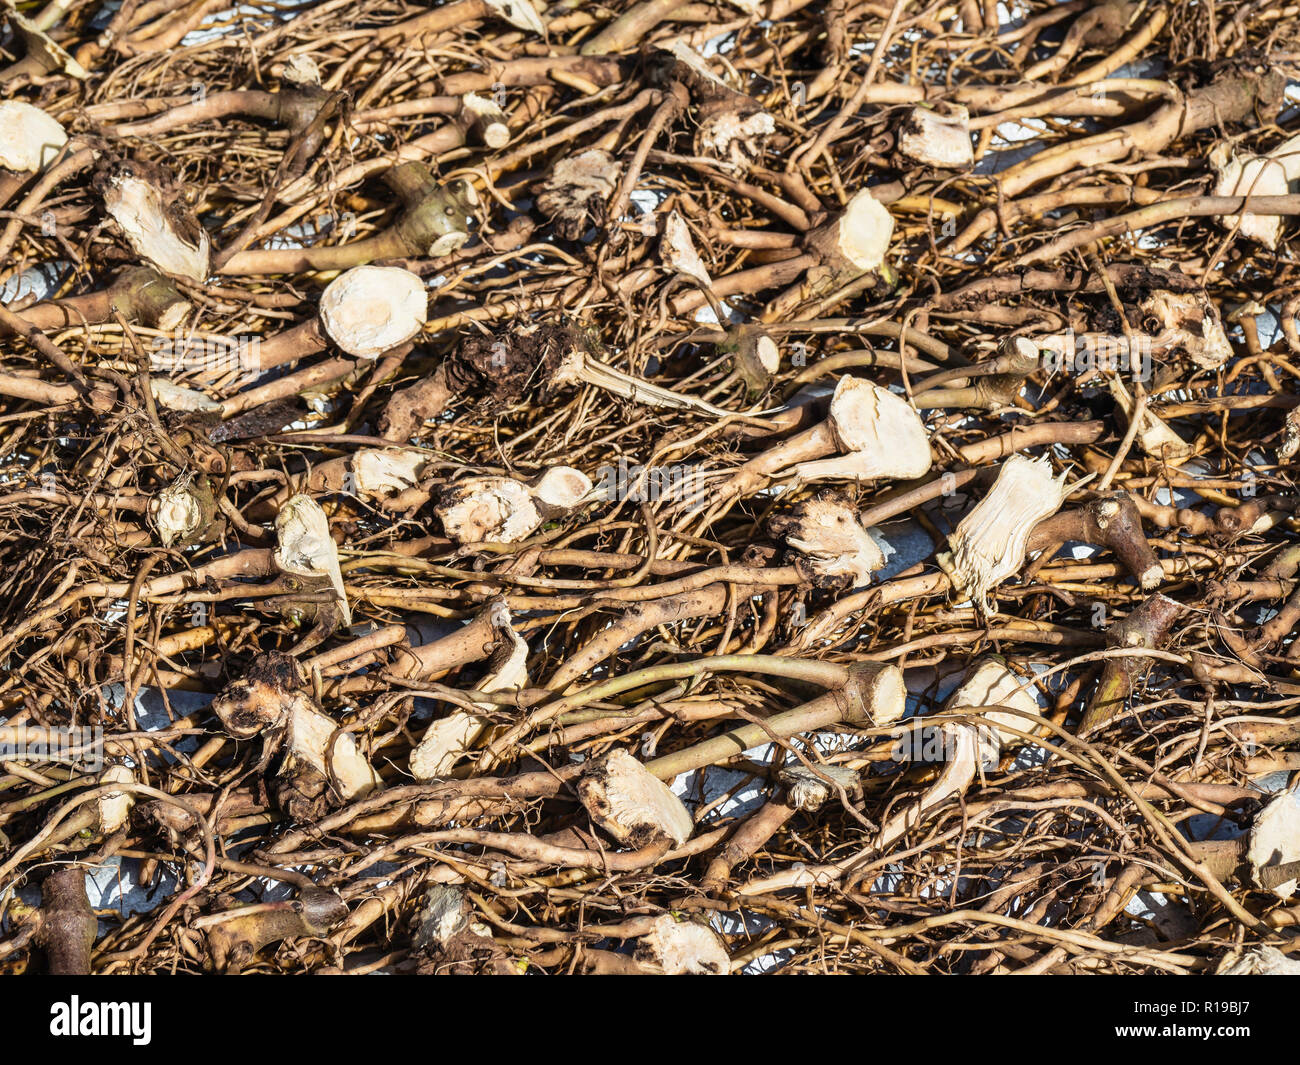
top-left (442, 322), bottom-right (573, 412)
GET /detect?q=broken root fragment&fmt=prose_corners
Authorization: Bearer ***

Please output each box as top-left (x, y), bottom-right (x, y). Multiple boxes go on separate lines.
top-left (319, 265), bottom-right (427, 359)
top-left (578, 749), bottom-right (694, 847)
top-left (937, 454), bottom-right (1070, 611)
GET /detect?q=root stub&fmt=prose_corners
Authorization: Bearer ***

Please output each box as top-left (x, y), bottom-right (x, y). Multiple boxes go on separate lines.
top-left (319, 265), bottom-right (428, 358)
top-left (578, 749), bottom-right (694, 847)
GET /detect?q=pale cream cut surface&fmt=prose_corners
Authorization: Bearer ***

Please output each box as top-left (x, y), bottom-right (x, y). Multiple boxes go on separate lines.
top-left (151, 298), bottom-right (191, 333)
top-left (637, 915), bottom-right (729, 974)
top-left (353, 448), bottom-right (427, 498)
top-left (531, 465), bottom-right (593, 508)
top-left (149, 379), bottom-right (220, 412)
top-left (1281, 406), bottom-right (1300, 463)
top-left (102, 173), bottom-right (210, 283)
top-left (411, 603), bottom-right (528, 780)
top-left (1246, 786), bottom-right (1300, 898)
top-left (898, 104), bottom-right (974, 169)
top-left (661, 39), bottom-right (724, 84)
top-left (0, 101), bottom-right (67, 172)
top-left (1218, 945), bottom-right (1300, 975)
top-left (7, 10), bottom-right (88, 79)
top-left (782, 495), bottom-right (885, 587)
top-left (461, 92), bottom-right (510, 148)
top-left (409, 710), bottom-right (482, 782)
top-left (878, 722), bottom-right (980, 851)
top-left (282, 53), bottom-right (322, 86)
top-left (699, 110), bottom-right (776, 164)
top-left (660, 39), bottom-right (775, 164)
top-left (827, 376), bottom-right (928, 458)
top-left (274, 493), bottom-right (352, 625)
top-left (948, 657), bottom-right (1041, 747)
top-left (98, 766), bottom-right (135, 834)
top-left (779, 764), bottom-right (860, 811)
top-left (428, 230), bottom-right (469, 257)
top-left (436, 477), bottom-right (541, 544)
top-left (319, 266), bottom-right (427, 358)
top-left (1212, 132), bottom-right (1300, 248)
top-left (1141, 290), bottom-right (1233, 370)
top-left (833, 189), bottom-right (895, 272)
top-left (937, 454), bottom-right (1069, 610)
top-left (793, 376), bottom-right (931, 483)
top-left (579, 749), bottom-right (694, 846)
top-left (284, 696), bottom-right (382, 800)
top-left (150, 478), bottom-right (204, 547)
top-left (484, 0), bottom-right (545, 34)
top-left (860, 662), bottom-right (907, 725)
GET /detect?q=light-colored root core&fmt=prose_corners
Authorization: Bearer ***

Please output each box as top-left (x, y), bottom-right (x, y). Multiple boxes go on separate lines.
top-left (660, 210), bottom-right (712, 287)
top-left (772, 493), bottom-right (885, 587)
top-left (791, 375), bottom-right (931, 484)
top-left (484, 0), bottom-right (546, 33)
top-left (1211, 132), bottom-right (1300, 249)
top-left (274, 493), bottom-right (352, 625)
top-left (411, 604), bottom-right (529, 780)
top-left (97, 766), bottom-right (135, 834)
top-left (461, 92), bottom-right (510, 148)
top-left (149, 476), bottom-right (205, 547)
top-left (946, 656), bottom-right (1042, 762)
top-left (1141, 290), bottom-right (1232, 370)
top-left (780, 764), bottom-right (861, 811)
top-left (856, 661), bottom-right (907, 725)
top-left (101, 172), bottom-right (210, 282)
top-left (877, 722), bottom-right (980, 851)
top-left (149, 380), bottom-right (221, 413)
top-left (319, 265), bottom-right (427, 358)
top-left (635, 915), bottom-right (729, 974)
top-left (352, 448), bottom-right (428, 499)
top-left (807, 188), bottom-right (895, 277)
top-left (1247, 785), bottom-right (1300, 898)
top-left (283, 695), bottom-right (382, 800)
top-left (937, 454), bottom-right (1069, 611)
top-left (436, 477), bottom-right (540, 544)
top-left (0, 100), bottom-right (67, 172)
top-left (578, 748), bottom-right (694, 847)
top-left (897, 103), bottom-right (974, 169)
top-left (531, 465), bottom-right (594, 508)
top-left (1218, 945), bottom-right (1300, 975)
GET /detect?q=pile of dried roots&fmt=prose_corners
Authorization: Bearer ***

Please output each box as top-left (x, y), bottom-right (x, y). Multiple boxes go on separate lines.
top-left (2, 0), bottom-right (1300, 976)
